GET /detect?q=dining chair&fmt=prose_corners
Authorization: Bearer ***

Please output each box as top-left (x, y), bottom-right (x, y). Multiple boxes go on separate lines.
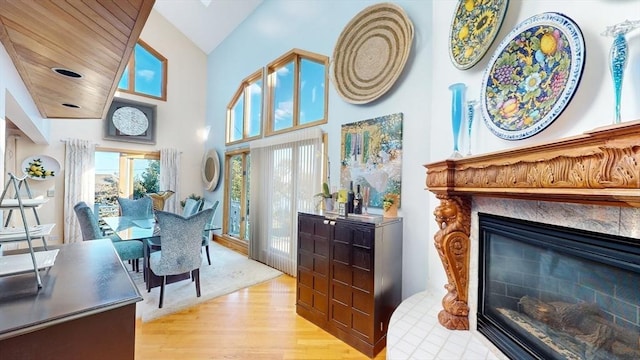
top-left (117, 196), bottom-right (154, 219)
top-left (182, 198), bottom-right (202, 217)
top-left (150, 208), bottom-right (213, 308)
top-left (201, 200), bottom-right (220, 265)
top-left (73, 201), bottom-right (144, 272)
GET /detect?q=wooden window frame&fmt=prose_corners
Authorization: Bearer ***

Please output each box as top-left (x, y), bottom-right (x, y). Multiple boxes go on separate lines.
top-left (225, 69), bottom-right (264, 146)
top-left (118, 39), bottom-right (168, 101)
top-left (266, 48), bottom-right (328, 137)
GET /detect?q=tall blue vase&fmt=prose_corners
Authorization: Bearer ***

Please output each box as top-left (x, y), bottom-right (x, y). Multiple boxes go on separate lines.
top-left (609, 32), bottom-right (628, 124)
top-left (449, 83), bottom-right (466, 158)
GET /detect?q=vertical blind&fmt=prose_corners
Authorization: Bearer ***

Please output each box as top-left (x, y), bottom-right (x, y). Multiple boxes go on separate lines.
top-left (249, 128), bottom-right (322, 275)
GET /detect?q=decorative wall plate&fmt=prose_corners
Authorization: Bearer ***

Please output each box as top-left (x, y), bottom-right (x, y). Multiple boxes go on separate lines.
top-left (480, 12), bottom-right (585, 140)
top-left (22, 155), bottom-right (60, 181)
top-left (332, 2), bottom-right (414, 104)
top-left (449, 0), bottom-right (509, 70)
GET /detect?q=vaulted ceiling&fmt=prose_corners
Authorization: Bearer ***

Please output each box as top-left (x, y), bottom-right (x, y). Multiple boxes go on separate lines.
top-left (0, 0), bottom-right (155, 120)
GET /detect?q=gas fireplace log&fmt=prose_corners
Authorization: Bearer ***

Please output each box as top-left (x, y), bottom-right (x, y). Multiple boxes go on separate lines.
top-left (519, 296), bottom-right (640, 357)
top-left (611, 341), bottom-right (640, 360)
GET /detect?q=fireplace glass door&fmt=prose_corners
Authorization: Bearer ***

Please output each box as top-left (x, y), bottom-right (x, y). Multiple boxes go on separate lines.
top-left (478, 213), bottom-right (640, 360)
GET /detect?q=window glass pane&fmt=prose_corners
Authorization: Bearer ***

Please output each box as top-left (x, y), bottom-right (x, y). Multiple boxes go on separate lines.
top-left (243, 154), bottom-right (251, 240)
top-left (229, 94), bottom-right (245, 142)
top-left (247, 79), bottom-right (262, 138)
top-left (134, 43), bottom-right (163, 97)
top-left (228, 154), bottom-right (243, 237)
top-left (299, 59), bottom-right (325, 125)
top-left (272, 61), bottom-right (294, 131)
top-left (95, 151), bottom-right (160, 218)
top-left (133, 159), bottom-right (160, 198)
top-left (118, 64), bottom-right (129, 90)
top-left (95, 152), bottom-right (120, 218)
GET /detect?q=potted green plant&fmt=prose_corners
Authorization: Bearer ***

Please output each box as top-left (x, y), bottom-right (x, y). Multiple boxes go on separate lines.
top-left (315, 182), bottom-right (334, 211)
top-left (382, 193), bottom-right (398, 217)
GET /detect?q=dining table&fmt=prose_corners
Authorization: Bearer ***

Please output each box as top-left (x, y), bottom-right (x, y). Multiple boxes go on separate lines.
top-left (101, 216), bottom-right (220, 291)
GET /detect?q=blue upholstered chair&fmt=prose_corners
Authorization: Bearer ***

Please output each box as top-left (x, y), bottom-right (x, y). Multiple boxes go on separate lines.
top-left (182, 198), bottom-right (202, 217)
top-left (117, 196), bottom-right (154, 219)
top-left (201, 200), bottom-right (220, 265)
top-left (73, 201), bottom-right (144, 272)
top-left (150, 209), bottom-right (213, 308)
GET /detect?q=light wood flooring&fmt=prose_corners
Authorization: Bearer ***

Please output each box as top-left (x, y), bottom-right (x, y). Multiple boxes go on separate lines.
top-left (135, 274), bottom-right (386, 360)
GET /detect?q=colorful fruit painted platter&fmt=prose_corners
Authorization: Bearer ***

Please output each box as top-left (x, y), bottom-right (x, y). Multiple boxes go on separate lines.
top-left (21, 155), bottom-right (60, 181)
top-left (449, 0), bottom-right (509, 70)
top-left (480, 12), bottom-right (585, 140)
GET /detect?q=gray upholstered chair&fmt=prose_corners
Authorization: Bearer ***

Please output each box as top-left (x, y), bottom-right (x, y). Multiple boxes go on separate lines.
top-left (150, 208), bottom-right (213, 308)
top-left (201, 200), bottom-right (220, 265)
top-left (117, 196), bottom-right (154, 219)
top-left (73, 201), bottom-right (144, 272)
top-left (182, 198), bottom-right (202, 217)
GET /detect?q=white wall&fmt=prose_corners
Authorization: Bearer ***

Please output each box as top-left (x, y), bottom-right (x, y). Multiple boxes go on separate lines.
top-left (209, 0), bottom-right (640, 299)
top-left (2, 10), bottom-right (209, 244)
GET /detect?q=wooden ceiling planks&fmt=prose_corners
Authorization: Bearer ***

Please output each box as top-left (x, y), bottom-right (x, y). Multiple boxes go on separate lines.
top-left (0, 0), bottom-right (155, 119)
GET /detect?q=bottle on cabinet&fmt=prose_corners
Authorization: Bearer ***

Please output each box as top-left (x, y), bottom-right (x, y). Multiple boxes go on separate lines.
top-left (347, 181), bottom-right (355, 213)
top-left (353, 184), bottom-right (362, 214)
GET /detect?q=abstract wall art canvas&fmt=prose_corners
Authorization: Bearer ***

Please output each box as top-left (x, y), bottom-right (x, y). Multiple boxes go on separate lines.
top-left (340, 113), bottom-right (403, 209)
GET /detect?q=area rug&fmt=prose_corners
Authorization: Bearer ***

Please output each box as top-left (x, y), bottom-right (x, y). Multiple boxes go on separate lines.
top-left (131, 241), bottom-right (282, 322)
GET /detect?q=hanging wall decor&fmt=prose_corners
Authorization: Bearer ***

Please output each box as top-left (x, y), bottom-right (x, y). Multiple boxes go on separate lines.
top-left (340, 113), bottom-right (403, 209)
top-left (480, 12), bottom-right (585, 140)
top-left (104, 98), bottom-right (157, 144)
top-left (449, 0), bottom-right (509, 70)
top-left (332, 3), bottom-right (414, 104)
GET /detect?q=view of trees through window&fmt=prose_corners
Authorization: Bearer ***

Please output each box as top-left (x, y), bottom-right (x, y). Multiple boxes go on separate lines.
top-left (95, 151), bottom-right (160, 218)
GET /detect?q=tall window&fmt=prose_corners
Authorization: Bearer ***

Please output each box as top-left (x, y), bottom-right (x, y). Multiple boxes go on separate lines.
top-left (266, 49), bottom-right (328, 135)
top-left (94, 150), bottom-right (160, 218)
top-left (118, 40), bottom-right (167, 100)
top-left (226, 70), bottom-right (263, 145)
top-left (248, 128), bottom-right (323, 275)
top-left (223, 149), bottom-right (250, 242)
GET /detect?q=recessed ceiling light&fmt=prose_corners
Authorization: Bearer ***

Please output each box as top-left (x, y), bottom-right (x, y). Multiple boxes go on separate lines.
top-left (62, 103), bottom-right (80, 108)
top-left (52, 67), bottom-right (83, 79)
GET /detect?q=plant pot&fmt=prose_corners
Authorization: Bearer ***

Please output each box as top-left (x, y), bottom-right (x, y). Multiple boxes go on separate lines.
top-left (383, 194), bottom-right (399, 218)
top-left (324, 198), bottom-right (334, 211)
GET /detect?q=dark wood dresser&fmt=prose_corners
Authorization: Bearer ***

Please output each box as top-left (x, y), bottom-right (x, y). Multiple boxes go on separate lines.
top-left (296, 211), bottom-right (403, 357)
top-left (0, 239), bottom-right (143, 359)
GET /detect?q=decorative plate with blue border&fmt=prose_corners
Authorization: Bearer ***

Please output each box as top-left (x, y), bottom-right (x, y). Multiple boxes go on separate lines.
top-left (480, 12), bottom-right (585, 140)
top-left (449, 0), bottom-right (509, 70)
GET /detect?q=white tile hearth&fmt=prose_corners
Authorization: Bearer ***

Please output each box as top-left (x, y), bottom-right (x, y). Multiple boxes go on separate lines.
top-left (387, 291), bottom-right (505, 360)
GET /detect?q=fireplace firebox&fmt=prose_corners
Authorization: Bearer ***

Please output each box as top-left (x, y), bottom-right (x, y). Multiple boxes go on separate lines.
top-left (478, 213), bottom-right (640, 360)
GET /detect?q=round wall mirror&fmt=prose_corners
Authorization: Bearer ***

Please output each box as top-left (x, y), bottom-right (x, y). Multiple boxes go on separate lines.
top-left (201, 149), bottom-right (220, 191)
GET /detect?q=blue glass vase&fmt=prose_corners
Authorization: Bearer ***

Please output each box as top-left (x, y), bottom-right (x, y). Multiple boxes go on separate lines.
top-left (449, 83), bottom-right (466, 158)
top-left (465, 100), bottom-right (478, 156)
top-left (609, 32), bottom-right (628, 124)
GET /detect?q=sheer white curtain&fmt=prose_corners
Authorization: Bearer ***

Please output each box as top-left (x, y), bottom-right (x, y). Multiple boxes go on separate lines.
top-left (63, 139), bottom-right (95, 244)
top-left (249, 128), bottom-right (322, 275)
top-left (160, 148), bottom-right (180, 213)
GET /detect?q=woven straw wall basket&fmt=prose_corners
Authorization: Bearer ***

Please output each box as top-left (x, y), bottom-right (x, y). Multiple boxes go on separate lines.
top-left (331, 2), bottom-right (414, 104)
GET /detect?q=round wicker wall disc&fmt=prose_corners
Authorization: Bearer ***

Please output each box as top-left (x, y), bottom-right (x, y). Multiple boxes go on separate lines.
top-left (332, 2), bottom-right (414, 104)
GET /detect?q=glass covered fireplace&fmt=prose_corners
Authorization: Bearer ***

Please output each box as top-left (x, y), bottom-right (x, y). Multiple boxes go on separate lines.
top-left (478, 213), bottom-right (640, 360)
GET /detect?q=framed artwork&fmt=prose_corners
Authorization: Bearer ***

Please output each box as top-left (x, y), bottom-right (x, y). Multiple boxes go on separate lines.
top-left (340, 113), bottom-right (403, 209)
top-left (103, 98), bottom-right (156, 144)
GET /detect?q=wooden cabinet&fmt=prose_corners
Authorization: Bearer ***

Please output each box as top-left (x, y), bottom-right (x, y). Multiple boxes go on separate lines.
top-left (296, 212), bottom-right (402, 357)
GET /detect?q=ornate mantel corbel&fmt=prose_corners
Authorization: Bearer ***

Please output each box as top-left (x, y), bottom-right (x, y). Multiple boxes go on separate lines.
top-left (433, 194), bottom-right (471, 330)
top-left (424, 120), bottom-right (640, 330)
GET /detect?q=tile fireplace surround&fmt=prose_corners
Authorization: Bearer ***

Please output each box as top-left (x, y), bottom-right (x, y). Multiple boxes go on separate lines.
top-left (396, 121), bottom-right (640, 359)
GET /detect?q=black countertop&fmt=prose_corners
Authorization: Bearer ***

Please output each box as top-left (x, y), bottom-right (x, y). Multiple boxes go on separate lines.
top-left (0, 239), bottom-right (142, 339)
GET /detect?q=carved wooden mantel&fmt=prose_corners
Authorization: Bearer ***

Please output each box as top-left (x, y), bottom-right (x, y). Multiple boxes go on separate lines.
top-left (424, 120), bottom-right (640, 330)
